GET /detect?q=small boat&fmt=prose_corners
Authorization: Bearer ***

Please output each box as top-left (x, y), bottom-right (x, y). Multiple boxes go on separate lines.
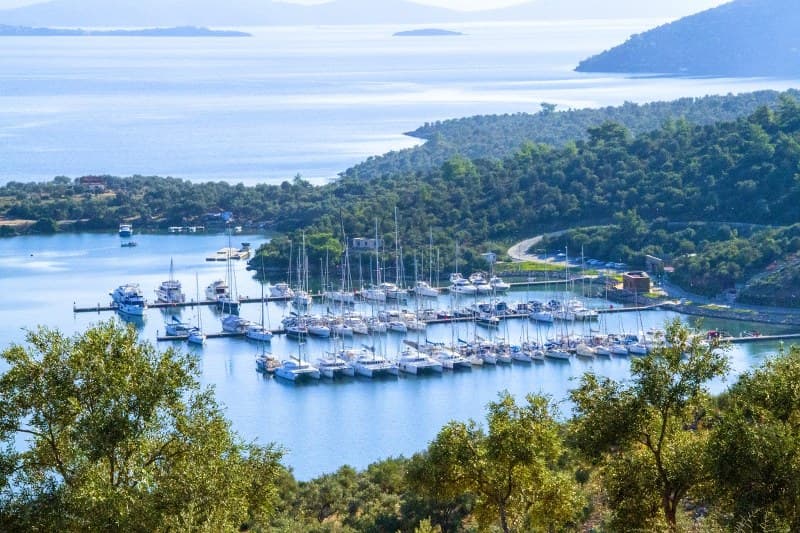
top-left (187, 326), bottom-right (206, 345)
top-left (255, 354), bottom-right (280, 373)
top-left (118, 223), bottom-right (133, 237)
top-left (165, 315), bottom-right (191, 337)
top-left (120, 241), bottom-right (137, 247)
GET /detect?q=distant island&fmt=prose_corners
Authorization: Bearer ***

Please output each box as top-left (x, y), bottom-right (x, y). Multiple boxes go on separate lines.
top-left (393, 28), bottom-right (463, 37)
top-left (0, 24), bottom-right (250, 37)
top-left (575, 0), bottom-right (800, 77)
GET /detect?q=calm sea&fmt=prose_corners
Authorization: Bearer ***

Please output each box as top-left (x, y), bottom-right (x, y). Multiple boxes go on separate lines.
top-left (0, 232), bottom-right (792, 479)
top-left (1, 20), bottom-right (798, 185)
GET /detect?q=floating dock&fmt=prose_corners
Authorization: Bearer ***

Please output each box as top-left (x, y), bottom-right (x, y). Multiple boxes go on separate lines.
top-left (73, 295), bottom-right (290, 314)
top-left (157, 329), bottom-right (287, 342)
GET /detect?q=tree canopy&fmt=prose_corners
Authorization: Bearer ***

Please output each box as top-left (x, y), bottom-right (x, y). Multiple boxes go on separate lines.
top-left (0, 320), bottom-right (284, 531)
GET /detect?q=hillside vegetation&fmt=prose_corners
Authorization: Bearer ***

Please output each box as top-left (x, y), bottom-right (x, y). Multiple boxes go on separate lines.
top-left (344, 90), bottom-right (797, 180)
top-left (576, 0), bottom-right (800, 76)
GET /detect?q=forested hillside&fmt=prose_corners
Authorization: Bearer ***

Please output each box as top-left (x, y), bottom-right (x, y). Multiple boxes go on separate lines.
top-left (576, 0), bottom-right (800, 76)
top-left (343, 90), bottom-right (798, 180)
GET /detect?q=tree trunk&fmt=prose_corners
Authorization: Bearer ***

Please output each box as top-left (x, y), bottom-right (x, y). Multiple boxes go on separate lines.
top-left (499, 503), bottom-right (510, 533)
top-left (662, 492), bottom-right (678, 530)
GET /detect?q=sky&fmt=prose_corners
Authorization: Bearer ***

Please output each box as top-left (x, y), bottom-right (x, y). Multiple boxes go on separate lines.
top-left (0, 0), bottom-right (734, 12)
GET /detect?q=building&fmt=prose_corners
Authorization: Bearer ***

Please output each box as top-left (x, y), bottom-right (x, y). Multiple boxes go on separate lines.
top-left (622, 271), bottom-right (651, 293)
top-left (352, 237), bottom-right (382, 250)
top-left (644, 254), bottom-right (665, 274)
top-left (78, 175), bottom-right (107, 192)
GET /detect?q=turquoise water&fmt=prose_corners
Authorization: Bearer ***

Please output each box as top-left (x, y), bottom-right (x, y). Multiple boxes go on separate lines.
top-left (0, 232), bottom-right (792, 479)
top-left (1, 21), bottom-right (799, 185)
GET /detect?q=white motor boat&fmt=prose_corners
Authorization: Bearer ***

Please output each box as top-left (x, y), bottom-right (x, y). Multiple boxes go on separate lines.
top-left (111, 283), bottom-right (146, 316)
top-left (269, 282), bottom-right (295, 299)
top-left (449, 273), bottom-right (477, 295)
top-left (245, 324), bottom-right (273, 342)
top-left (489, 275), bottom-right (511, 292)
top-left (205, 279), bottom-right (229, 301)
top-left (413, 280), bottom-right (440, 298)
top-left (469, 273), bottom-right (493, 294)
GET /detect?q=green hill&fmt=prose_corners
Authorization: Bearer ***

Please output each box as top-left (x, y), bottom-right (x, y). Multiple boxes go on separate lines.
top-left (575, 0), bottom-right (800, 76)
top-left (342, 90), bottom-right (799, 180)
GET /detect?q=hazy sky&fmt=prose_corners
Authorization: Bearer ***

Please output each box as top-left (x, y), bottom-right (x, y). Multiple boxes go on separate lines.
top-left (0, 0), bottom-right (733, 11)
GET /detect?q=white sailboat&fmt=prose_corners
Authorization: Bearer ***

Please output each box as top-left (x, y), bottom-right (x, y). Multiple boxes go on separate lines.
top-left (155, 258), bottom-right (186, 304)
top-left (274, 342), bottom-right (321, 381)
top-left (246, 268), bottom-right (273, 342)
top-left (187, 273), bottom-right (206, 345)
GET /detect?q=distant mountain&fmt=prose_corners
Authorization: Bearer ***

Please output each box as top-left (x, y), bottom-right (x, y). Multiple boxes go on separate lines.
top-left (393, 29), bottom-right (463, 37)
top-left (0, 24), bottom-right (249, 36)
top-left (0, 0), bottom-right (727, 28)
top-left (575, 0), bottom-right (800, 76)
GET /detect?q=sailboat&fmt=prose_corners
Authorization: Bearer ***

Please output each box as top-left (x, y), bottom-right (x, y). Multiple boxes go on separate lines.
top-left (215, 230), bottom-right (241, 314)
top-left (246, 265), bottom-right (274, 342)
top-left (291, 232), bottom-right (313, 308)
top-left (274, 342), bottom-right (321, 382)
top-left (155, 257), bottom-right (186, 304)
top-left (187, 273), bottom-right (206, 345)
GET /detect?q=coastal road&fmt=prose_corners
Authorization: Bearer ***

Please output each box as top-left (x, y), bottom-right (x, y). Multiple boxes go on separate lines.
top-left (507, 231), bottom-right (567, 262)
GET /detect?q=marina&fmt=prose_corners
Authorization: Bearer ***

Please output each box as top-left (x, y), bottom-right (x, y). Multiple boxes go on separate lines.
top-left (2, 231), bottom-right (799, 480)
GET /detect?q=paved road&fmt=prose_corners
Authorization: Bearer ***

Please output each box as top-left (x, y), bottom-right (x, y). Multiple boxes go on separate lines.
top-left (507, 231), bottom-right (567, 262)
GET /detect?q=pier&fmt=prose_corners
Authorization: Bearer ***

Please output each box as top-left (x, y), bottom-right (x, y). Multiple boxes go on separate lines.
top-left (156, 329), bottom-right (287, 342)
top-left (73, 295), bottom-right (291, 314)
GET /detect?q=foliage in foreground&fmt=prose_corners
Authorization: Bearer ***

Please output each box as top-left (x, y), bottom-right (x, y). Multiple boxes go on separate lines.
top-left (3, 320), bottom-right (800, 532)
top-left (0, 320), bottom-right (284, 532)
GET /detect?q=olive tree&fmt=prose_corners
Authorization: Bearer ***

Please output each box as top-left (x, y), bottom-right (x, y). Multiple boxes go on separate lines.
top-left (0, 320), bottom-right (283, 531)
top-left (569, 318), bottom-right (728, 530)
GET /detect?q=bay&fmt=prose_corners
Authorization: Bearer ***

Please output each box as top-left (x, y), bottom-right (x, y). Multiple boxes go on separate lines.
top-left (2, 19), bottom-right (800, 480)
top-left (1, 20), bottom-right (798, 185)
top-left (0, 232), bottom-right (792, 479)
